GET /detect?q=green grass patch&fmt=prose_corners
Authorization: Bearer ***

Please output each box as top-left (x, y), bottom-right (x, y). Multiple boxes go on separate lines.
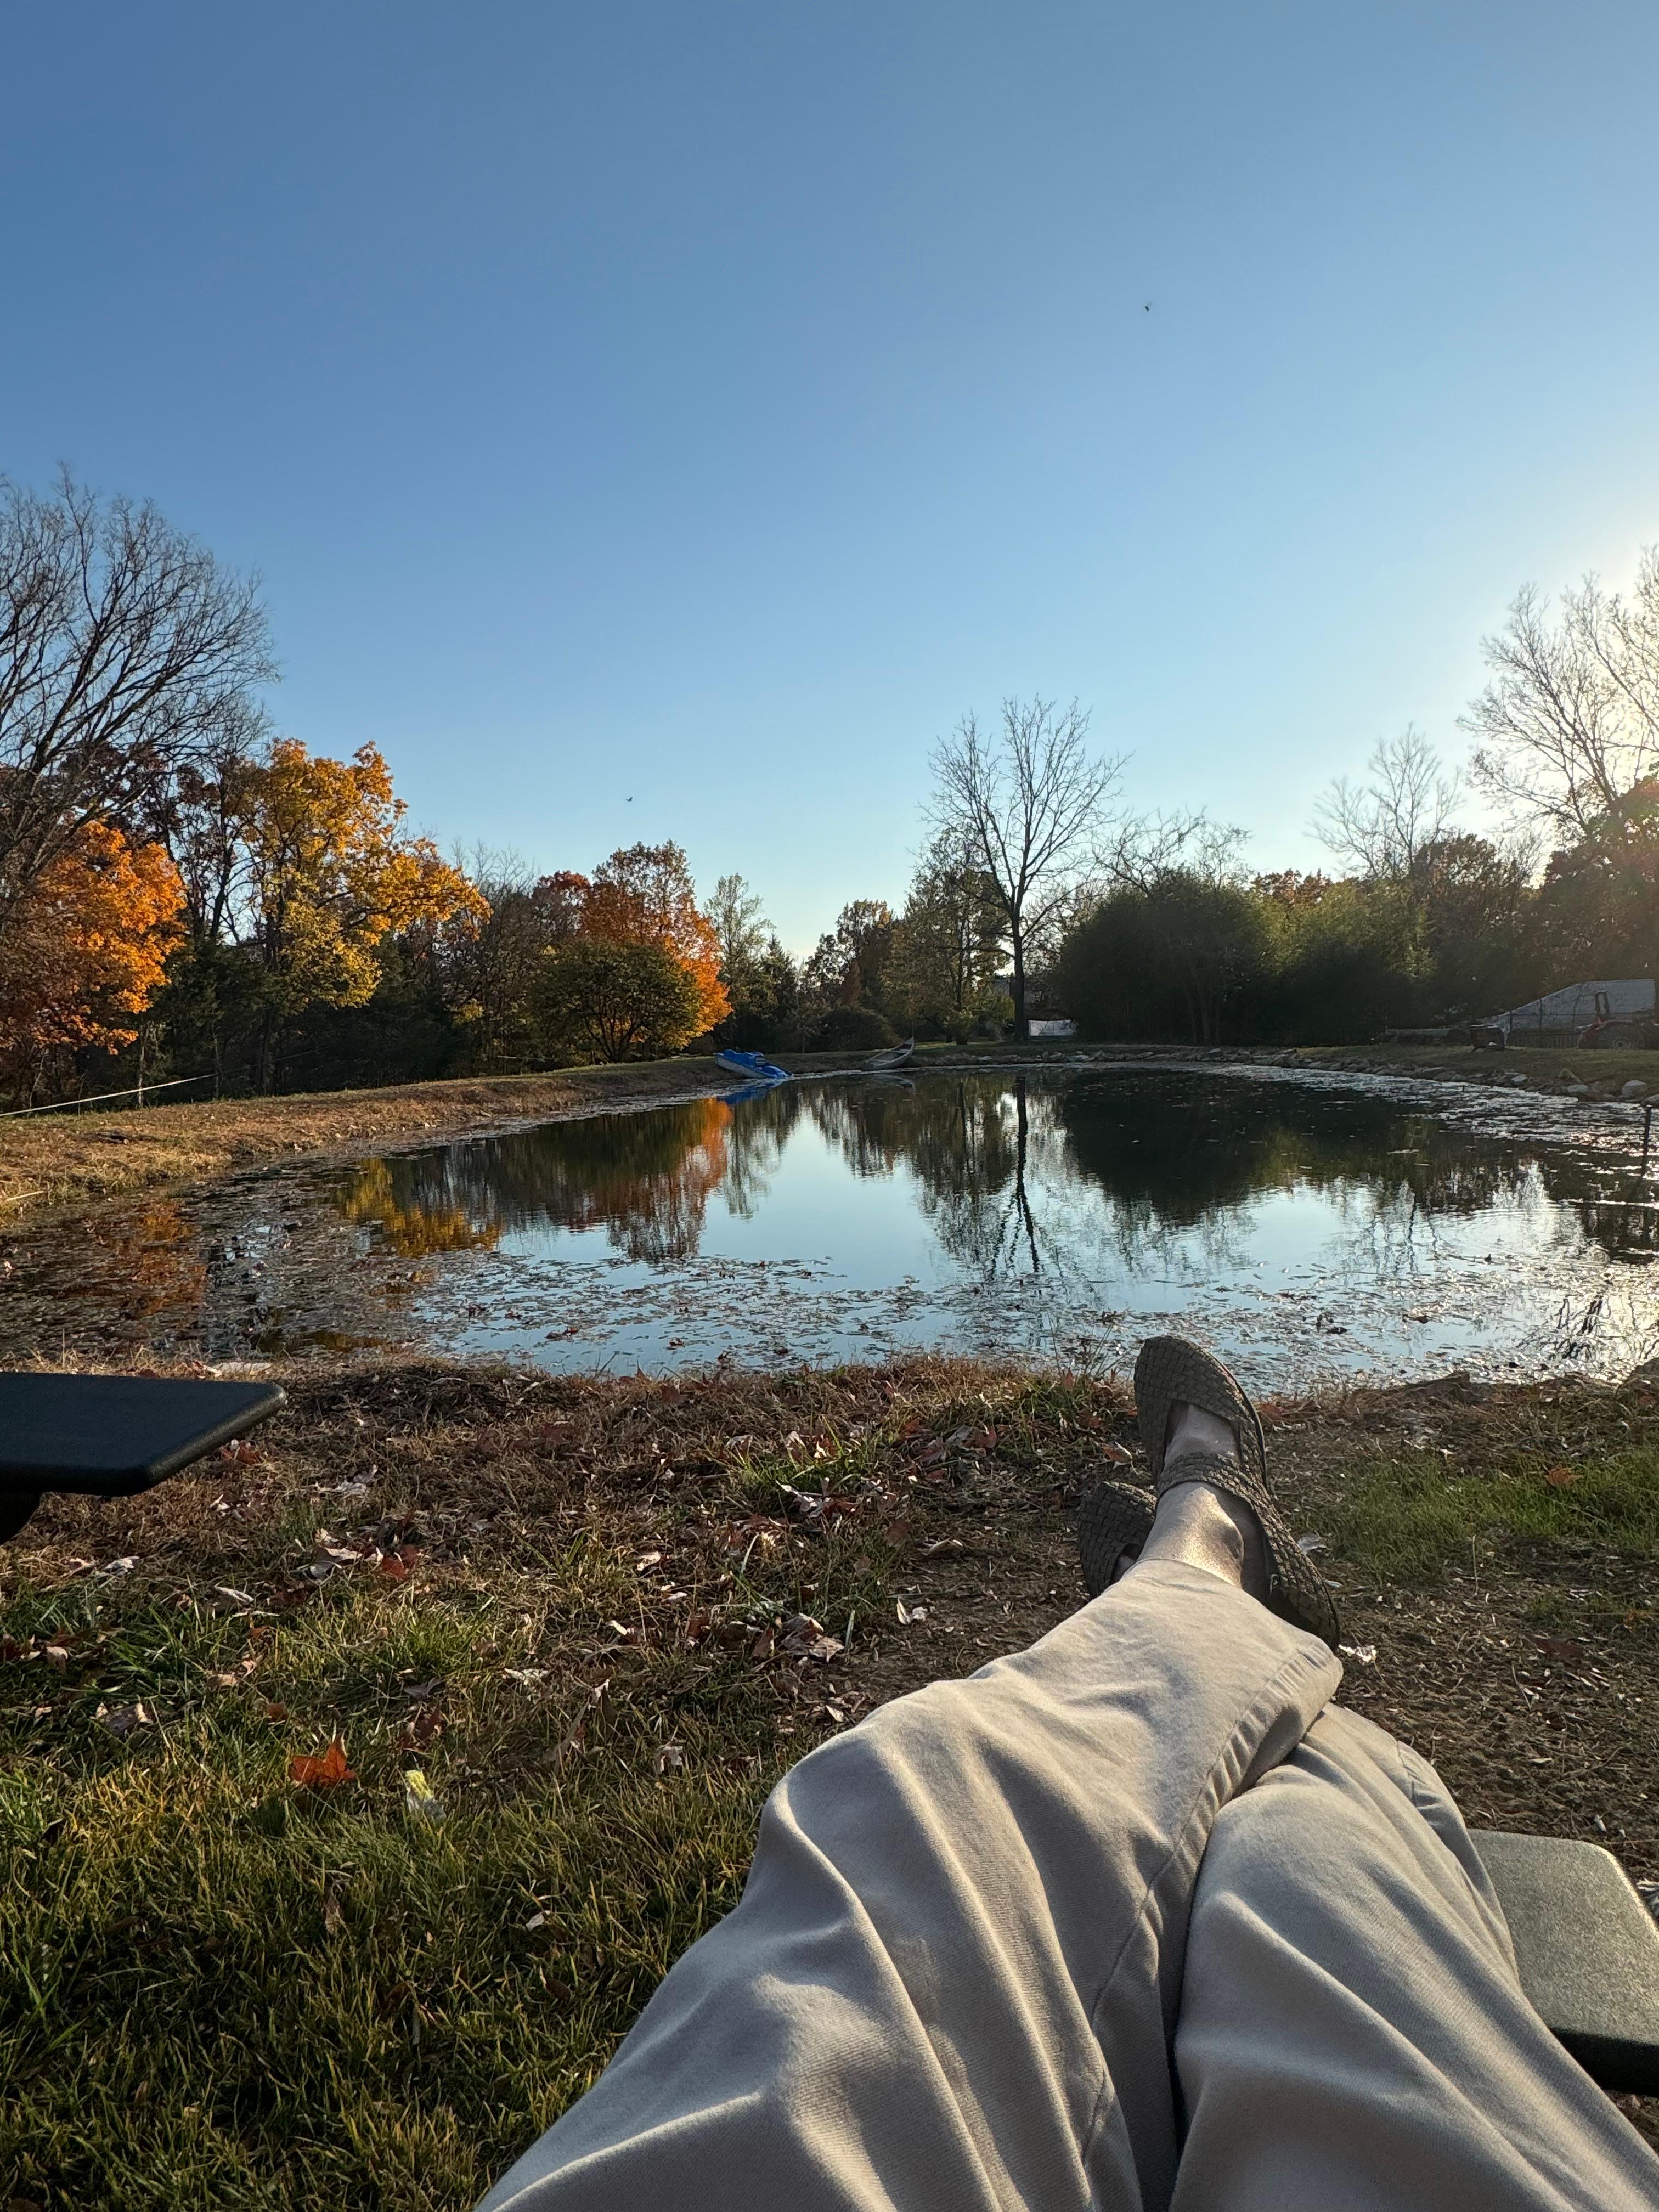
top-left (1327, 1447), bottom-right (1659, 1582)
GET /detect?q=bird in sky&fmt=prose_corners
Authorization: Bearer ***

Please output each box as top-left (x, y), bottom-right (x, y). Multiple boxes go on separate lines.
top-left (1143, 301), bottom-right (1152, 312)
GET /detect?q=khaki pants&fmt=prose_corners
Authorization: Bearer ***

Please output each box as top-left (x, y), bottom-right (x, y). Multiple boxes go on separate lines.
top-left (478, 1562), bottom-right (1659, 2211)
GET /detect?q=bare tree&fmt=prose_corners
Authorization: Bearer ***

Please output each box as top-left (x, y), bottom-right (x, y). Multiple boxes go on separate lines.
top-left (1462, 551), bottom-right (1659, 839)
top-left (1312, 728), bottom-right (1462, 881)
top-left (0, 470), bottom-right (274, 947)
top-left (708, 872), bottom-right (771, 981)
top-left (1105, 808), bottom-right (1249, 891)
top-left (928, 697), bottom-right (1124, 1037)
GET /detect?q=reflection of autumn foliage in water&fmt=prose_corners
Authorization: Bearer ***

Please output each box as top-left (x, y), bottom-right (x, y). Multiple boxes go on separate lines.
top-left (86, 1203), bottom-right (206, 1318)
top-left (334, 1159), bottom-right (504, 1257)
top-left (339, 1096), bottom-right (733, 1266)
top-left (558, 1096), bottom-right (731, 1263)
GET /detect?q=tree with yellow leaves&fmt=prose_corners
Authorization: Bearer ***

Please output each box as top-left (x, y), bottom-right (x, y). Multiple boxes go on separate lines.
top-left (229, 740), bottom-right (487, 1088)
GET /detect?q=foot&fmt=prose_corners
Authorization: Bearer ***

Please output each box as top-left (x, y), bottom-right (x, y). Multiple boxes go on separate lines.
top-left (1133, 1400), bottom-right (1270, 1598)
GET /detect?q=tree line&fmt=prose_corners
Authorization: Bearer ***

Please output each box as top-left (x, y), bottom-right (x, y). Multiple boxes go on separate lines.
top-left (3, 464), bottom-right (1658, 1103)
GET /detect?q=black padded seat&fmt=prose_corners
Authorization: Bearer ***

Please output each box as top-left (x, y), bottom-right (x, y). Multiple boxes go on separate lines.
top-left (1471, 1828), bottom-right (1659, 2094)
top-left (0, 1372), bottom-right (284, 1538)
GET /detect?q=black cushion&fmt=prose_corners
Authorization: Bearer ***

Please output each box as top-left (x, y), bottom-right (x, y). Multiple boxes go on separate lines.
top-left (0, 1373), bottom-right (284, 1494)
top-left (1471, 1827), bottom-right (1659, 2094)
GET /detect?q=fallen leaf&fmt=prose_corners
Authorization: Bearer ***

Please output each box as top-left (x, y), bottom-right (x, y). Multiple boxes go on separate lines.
top-left (653, 1741), bottom-right (685, 1774)
top-left (218, 1438), bottom-right (266, 1466)
top-left (1099, 1442), bottom-right (1133, 1467)
top-left (289, 1736), bottom-right (355, 1790)
top-left (263, 1700), bottom-right (289, 1722)
top-left (398, 1705), bottom-right (444, 1751)
top-left (377, 1554), bottom-right (410, 1581)
top-left (213, 1585), bottom-right (256, 1605)
top-left (43, 1645), bottom-right (70, 1674)
top-left (896, 1599), bottom-right (929, 1626)
top-left (97, 1701), bottom-right (152, 1737)
top-left (1535, 1635), bottom-right (1585, 1662)
top-left (524, 1910), bottom-right (548, 1931)
top-left (1338, 1643), bottom-right (1378, 1666)
top-left (400, 1678), bottom-right (444, 1704)
top-left (634, 1550), bottom-right (663, 1571)
top-left (323, 1883), bottom-right (347, 1937)
top-left (1296, 1533), bottom-right (1328, 1555)
top-left (402, 1768), bottom-right (443, 1820)
top-left (101, 1556), bottom-right (137, 1576)
top-left (1544, 1464), bottom-right (1580, 1487)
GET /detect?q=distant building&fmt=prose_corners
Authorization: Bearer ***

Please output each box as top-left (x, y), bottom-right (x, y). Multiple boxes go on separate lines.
top-left (1028, 1018), bottom-right (1078, 1039)
top-left (1492, 978), bottom-right (1655, 1043)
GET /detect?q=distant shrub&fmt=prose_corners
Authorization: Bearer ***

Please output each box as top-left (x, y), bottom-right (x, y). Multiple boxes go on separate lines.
top-left (816, 1006), bottom-right (898, 1051)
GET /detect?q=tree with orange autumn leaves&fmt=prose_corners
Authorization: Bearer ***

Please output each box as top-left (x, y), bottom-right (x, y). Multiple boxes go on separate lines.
top-left (528, 843), bottom-right (730, 1063)
top-left (0, 820), bottom-right (185, 1098)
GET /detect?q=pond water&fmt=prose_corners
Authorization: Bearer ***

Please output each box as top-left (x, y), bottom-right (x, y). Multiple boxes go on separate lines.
top-left (8, 1065), bottom-right (1659, 1392)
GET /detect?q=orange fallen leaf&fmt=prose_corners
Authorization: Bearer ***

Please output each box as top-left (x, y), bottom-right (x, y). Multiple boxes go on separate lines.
top-left (264, 1700), bottom-right (289, 1722)
top-left (289, 1736), bottom-right (355, 1790)
top-left (1544, 1464), bottom-right (1580, 1487)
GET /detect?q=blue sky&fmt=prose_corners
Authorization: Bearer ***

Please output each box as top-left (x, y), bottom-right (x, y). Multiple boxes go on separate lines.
top-left (5, 3), bottom-right (1657, 949)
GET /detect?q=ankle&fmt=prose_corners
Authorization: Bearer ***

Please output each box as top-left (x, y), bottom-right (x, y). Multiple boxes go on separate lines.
top-left (1165, 1401), bottom-right (1240, 1468)
top-left (1135, 1479), bottom-right (1249, 1588)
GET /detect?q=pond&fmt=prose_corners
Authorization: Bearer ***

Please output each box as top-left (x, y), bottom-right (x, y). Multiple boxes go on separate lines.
top-left (7, 1065), bottom-right (1659, 1392)
top-left (13, 1062), bottom-right (1659, 1389)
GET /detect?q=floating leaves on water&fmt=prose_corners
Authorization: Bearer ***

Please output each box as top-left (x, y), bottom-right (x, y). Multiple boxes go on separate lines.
top-left (289, 1736), bottom-right (355, 1791)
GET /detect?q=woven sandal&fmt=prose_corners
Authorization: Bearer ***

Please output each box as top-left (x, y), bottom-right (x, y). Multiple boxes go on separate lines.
top-left (1077, 1479), bottom-right (1155, 1599)
top-left (1133, 1335), bottom-right (1341, 1645)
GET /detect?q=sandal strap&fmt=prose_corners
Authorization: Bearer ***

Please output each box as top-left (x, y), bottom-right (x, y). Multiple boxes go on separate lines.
top-left (1153, 1448), bottom-right (1341, 1647)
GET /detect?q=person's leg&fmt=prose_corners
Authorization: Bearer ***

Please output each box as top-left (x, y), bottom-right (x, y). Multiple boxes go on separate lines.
top-left (478, 1548), bottom-right (1338, 2212)
top-left (1172, 1703), bottom-right (1659, 2210)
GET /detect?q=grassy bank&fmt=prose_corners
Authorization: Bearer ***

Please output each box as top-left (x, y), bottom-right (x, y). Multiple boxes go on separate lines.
top-left (2, 1352), bottom-right (1656, 2205)
top-left (0, 1062), bottom-right (739, 1222)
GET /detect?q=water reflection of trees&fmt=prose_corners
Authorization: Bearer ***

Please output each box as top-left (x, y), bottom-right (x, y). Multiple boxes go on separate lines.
top-left (336, 1097), bottom-right (731, 1266)
top-left (334, 1071), bottom-right (1659, 1289)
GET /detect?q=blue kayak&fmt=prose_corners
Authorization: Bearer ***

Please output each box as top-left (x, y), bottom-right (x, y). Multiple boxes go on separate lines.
top-left (714, 1048), bottom-right (790, 1085)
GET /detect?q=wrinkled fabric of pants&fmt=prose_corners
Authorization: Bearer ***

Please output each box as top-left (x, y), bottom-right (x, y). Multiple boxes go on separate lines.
top-left (477, 1560), bottom-right (1659, 2211)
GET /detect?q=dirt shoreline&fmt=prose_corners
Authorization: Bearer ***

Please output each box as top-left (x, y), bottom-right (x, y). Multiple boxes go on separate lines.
top-left (5, 1036), bottom-right (1654, 1228)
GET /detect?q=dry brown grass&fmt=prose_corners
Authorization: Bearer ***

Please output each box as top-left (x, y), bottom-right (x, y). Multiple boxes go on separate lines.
top-left (0, 1060), bottom-right (737, 1222)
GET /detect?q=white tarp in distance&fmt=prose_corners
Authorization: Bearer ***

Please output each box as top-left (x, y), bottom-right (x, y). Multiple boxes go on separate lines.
top-left (1494, 978), bottom-right (1655, 1036)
